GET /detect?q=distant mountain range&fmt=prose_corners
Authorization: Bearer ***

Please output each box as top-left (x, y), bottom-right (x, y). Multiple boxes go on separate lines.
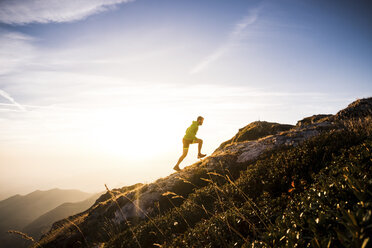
top-left (0, 188), bottom-right (99, 248)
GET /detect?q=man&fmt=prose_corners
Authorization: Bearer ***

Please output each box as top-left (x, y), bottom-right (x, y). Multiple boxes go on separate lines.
top-left (173, 116), bottom-right (206, 171)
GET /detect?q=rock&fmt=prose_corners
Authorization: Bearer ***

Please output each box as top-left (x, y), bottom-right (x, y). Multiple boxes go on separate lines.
top-left (215, 121), bottom-right (293, 152)
top-left (335, 97), bottom-right (372, 120)
top-left (296, 114), bottom-right (332, 127)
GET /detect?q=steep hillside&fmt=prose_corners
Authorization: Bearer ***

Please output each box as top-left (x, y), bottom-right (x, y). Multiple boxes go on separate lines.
top-left (0, 189), bottom-right (93, 248)
top-left (34, 98), bottom-right (372, 248)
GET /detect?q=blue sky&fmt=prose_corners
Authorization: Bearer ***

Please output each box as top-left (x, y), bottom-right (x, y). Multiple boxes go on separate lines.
top-left (0, 0), bottom-right (371, 199)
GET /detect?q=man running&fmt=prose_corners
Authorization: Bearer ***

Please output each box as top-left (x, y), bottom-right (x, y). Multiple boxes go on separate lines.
top-left (173, 116), bottom-right (206, 171)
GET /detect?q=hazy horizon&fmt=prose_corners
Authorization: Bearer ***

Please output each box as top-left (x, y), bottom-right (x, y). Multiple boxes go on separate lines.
top-left (1, 0), bottom-right (371, 200)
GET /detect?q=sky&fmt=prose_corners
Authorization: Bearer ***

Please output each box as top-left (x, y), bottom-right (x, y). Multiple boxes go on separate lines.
top-left (0, 0), bottom-right (371, 200)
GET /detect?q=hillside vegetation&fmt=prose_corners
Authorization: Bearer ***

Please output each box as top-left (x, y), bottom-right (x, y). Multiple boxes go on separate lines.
top-left (32, 98), bottom-right (371, 248)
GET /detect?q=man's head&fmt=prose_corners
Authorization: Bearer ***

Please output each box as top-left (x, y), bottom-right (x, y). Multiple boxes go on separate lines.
top-left (197, 116), bottom-right (204, 125)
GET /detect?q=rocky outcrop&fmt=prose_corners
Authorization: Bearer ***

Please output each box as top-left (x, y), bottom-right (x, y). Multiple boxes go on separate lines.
top-left (216, 121), bottom-right (293, 151)
top-left (335, 97), bottom-right (372, 120)
top-left (296, 114), bottom-right (332, 127)
top-left (212, 118), bottom-right (332, 164)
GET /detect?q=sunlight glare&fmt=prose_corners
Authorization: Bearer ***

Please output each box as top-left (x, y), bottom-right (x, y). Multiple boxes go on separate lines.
top-left (86, 108), bottom-right (178, 160)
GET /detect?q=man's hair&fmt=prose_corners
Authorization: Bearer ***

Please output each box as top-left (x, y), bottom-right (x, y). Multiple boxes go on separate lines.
top-left (197, 116), bottom-right (204, 121)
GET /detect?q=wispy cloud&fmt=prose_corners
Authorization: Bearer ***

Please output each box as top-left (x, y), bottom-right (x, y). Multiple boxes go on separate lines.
top-left (0, 0), bottom-right (134, 25)
top-left (0, 89), bottom-right (26, 111)
top-left (0, 31), bottom-right (36, 75)
top-left (190, 8), bottom-right (260, 74)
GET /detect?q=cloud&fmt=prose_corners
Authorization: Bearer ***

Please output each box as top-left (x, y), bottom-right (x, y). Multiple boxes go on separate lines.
top-left (0, 0), bottom-right (134, 25)
top-left (0, 30), bottom-right (36, 75)
top-left (190, 8), bottom-right (259, 74)
top-left (230, 10), bottom-right (259, 36)
top-left (189, 47), bottom-right (229, 75)
top-left (0, 89), bottom-right (26, 111)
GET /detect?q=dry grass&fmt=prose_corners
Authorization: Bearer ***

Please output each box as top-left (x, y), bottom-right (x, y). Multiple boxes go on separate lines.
top-left (157, 166), bottom-right (272, 247)
top-left (341, 116), bottom-right (372, 136)
top-left (34, 213), bottom-right (89, 247)
top-left (104, 184), bottom-right (142, 248)
top-left (7, 230), bottom-right (43, 248)
top-left (66, 217), bottom-right (88, 247)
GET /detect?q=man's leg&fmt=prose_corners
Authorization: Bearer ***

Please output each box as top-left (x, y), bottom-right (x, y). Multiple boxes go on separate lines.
top-left (195, 139), bottom-right (206, 158)
top-left (174, 148), bottom-right (188, 171)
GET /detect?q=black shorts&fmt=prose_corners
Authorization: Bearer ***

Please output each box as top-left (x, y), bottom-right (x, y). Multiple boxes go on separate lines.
top-left (183, 138), bottom-right (197, 149)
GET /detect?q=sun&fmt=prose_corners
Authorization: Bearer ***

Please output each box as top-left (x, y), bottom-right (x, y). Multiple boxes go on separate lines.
top-left (85, 108), bottom-right (179, 160)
